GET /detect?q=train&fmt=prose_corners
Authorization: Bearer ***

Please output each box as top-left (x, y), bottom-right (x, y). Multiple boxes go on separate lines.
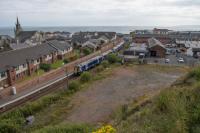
top-left (75, 42), bottom-right (124, 74)
top-left (0, 42), bottom-right (124, 113)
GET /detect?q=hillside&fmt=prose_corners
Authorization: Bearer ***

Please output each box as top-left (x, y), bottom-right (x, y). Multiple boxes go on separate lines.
top-left (0, 62), bottom-right (197, 133)
top-left (112, 67), bottom-right (200, 133)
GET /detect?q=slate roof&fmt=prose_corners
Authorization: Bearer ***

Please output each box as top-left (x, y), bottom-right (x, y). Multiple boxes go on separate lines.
top-left (17, 31), bottom-right (37, 43)
top-left (148, 38), bottom-right (166, 49)
top-left (134, 34), bottom-right (170, 38)
top-left (47, 40), bottom-right (71, 51)
top-left (10, 43), bottom-right (35, 50)
top-left (0, 40), bottom-right (71, 72)
top-left (71, 34), bottom-right (89, 44)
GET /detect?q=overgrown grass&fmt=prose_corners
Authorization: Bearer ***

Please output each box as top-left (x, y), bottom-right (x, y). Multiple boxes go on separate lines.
top-left (113, 67), bottom-right (200, 133)
top-left (32, 123), bottom-right (93, 133)
top-left (0, 61), bottom-right (116, 133)
top-left (16, 69), bottom-right (45, 84)
top-left (51, 60), bottom-right (64, 69)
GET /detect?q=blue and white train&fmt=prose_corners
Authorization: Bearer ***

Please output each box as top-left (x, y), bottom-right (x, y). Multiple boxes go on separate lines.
top-left (112, 42), bottom-right (124, 53)
top-left (75, 42), bottom-right (124, 74)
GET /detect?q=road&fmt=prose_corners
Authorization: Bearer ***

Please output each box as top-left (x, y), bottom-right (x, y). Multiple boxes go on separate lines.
top-left (146, 54), bottom-right (200, 67)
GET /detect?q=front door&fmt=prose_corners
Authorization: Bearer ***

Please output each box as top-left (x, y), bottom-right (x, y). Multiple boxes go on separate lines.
top-left (151, 51), bottom-right (157, 57)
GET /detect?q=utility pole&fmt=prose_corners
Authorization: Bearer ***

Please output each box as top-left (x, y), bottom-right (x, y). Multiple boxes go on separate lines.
top-left (65, 66), bottom-right (69, 89)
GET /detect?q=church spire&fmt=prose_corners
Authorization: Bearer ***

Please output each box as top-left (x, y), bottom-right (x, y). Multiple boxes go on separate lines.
top-left (14, 16), bottom-right (23, 38)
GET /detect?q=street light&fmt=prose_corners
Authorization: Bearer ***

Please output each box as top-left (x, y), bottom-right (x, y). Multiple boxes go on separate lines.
top-left (62, 62), bottom-right (69, 89)
top-left (65, 66), bottom-right (69, 89)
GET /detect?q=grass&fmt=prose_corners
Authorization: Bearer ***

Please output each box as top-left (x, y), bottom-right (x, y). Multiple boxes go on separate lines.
top-left (0, 62), bottom-right (115, 133)
top-left (51, 60), bottom-right (64, 69)
top-left (0, 63), bottom-right (190, 133)
top-left (112, 67), bottom-right (200, 133)
top-left (16, 69), bottom-right (45, 84)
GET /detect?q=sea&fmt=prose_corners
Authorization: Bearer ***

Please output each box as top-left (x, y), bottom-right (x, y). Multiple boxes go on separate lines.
top-left (1, 26), bottom-right (200, 37)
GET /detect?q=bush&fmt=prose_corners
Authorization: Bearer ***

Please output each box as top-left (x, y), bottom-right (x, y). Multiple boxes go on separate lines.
top-left (188, 68), bottom-right (200, 81)
top-left (63, 59), bottom-right (69, 64)
top-left (68, 81), bottom-right (80, 92)
top-left (80, 72), bottom-right (91, 83)
top-left (107, 53), bottom-right (120, 64)
top-left (40, 63), bottom-right (51, 72)
top-left (96, 65), bottom-right (104, 73)
top-left (83, 48), bottom-right (92, 55)
top-left (0, 121), bottom-right (21, 133)
top-left (101, 60), bottom-right (109, 68)
top-left (33, 124), bottom-right (93, 133)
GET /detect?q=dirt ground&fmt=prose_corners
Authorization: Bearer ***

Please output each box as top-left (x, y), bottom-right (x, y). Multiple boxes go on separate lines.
top-left (65, 65), bottom-right (188, 124)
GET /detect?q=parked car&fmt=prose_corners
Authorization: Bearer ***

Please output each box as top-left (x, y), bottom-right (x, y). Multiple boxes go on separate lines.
top-left (178, 58), bottom-right (184, 63)
top-left (165, 58), bottom-right (170, 63)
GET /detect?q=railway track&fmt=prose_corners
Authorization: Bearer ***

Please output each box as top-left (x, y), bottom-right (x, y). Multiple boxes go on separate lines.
top-left (0, 40), bottom-right (124, 114)
top-left (0, 73), bottom-right (75, 113)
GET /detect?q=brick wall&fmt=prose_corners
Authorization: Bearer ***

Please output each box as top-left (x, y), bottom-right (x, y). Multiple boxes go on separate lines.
top-left (149, 45), bottom-right (166, 58)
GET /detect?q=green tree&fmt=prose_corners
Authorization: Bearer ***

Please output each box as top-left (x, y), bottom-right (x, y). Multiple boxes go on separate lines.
top-left (107, 53), bottom-right (119, 64)
top-left (83, 48), bottom-right (92, 55)
top-left (40, 63), bottom-right (51, 72)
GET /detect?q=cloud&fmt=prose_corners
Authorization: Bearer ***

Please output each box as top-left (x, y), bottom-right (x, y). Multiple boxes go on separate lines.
top-left (0, 0), bottom-right (200, 26)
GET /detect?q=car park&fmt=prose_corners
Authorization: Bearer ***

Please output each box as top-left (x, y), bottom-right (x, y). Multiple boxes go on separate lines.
top-left (165, 58), bottom-right (170, 63)
top-left (177, 58), bottom-right (184, 63)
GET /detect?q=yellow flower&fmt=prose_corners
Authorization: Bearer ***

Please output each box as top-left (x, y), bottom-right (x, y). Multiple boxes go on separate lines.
top-left (92, 125), bottom-right (116, 133)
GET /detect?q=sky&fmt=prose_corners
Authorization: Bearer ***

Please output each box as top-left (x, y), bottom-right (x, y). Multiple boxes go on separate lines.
top-left (0, 0), bottom-right (200, 27)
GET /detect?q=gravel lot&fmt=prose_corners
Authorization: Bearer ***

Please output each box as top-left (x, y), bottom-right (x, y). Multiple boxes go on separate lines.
top-left (65, 65), bottom-right (188, 124)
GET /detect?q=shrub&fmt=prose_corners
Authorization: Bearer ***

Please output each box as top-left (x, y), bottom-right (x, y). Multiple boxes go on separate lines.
top-left (68, 81), bottom-right (80, 92)
top-left (80, 72), bottom-right (91, 83)
top-left (40, 63), bottom-right (51, 72)
top-left (0, 121), bottom-right (21, 133)
top-left (63, 59), bottom-right (69, 64)
top-left (107, 53), bottom-right (120, 64)
top-left (96, 65), bottom-right (104, 73)
top-left (33, 124), bottom-right (93, 133)
top-left (83, 48), bottom-right (92, 55)
top-left (101, 60), bottom-right (109, 68)
top-left (188, 68), bottom-right (200, 81)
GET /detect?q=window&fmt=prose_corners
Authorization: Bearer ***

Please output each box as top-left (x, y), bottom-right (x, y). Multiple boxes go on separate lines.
top-left (23, 64), bottom-right (26, 68)
top-left (15, 66), bottom-right (19, 71)
top-left (1, 72), bottom-right (6, 78)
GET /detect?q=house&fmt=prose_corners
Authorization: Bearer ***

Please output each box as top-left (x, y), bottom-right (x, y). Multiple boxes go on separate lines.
top-left (124, 43), bottom-right (148, 56)
top-left (71, 34), bottom-right (89, 48)
top-left (0, 40), bottom-right (72, 88)
top-left (71, 31), bottom-right (117, 47)
top-left (82, 40), bottom-right (99, 51)
top-left (131, 30), bottom-right (152, 35)
top-left (47, 40), bottom-right (73, 59)
top-left (15, 31), bottom-right (44, 45)
top-left (132, 34), bottom-right (172, 44)
top-left (45, 31), bottom-right (71, 41)
top-left (0, 35), bottom-right (13, 52)
top-left (169, 31), bottom-right (200, 41)
top-left (148, 38), bottom-right (166, 58)
top-left (13, 17), bottom-right (44, 49)
top-left (153, 28), bottom-right (170, 35)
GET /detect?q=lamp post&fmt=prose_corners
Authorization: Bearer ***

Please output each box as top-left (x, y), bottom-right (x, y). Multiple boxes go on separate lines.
top-left (63, 63), bottom-right (69, 89)
top-left (66, 66), bottom-right (69, 89)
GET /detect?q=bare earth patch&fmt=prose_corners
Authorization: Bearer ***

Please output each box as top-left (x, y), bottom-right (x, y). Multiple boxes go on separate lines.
top-left (65, 65), bottom-right (187, 124)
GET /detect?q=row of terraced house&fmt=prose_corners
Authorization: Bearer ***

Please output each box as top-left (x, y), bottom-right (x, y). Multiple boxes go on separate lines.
top-left (0, 40), bottom-right (73, 90)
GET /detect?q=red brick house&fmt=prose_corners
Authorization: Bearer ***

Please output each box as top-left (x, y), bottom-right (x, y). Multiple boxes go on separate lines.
top-left (148, 38), bottom-right (166, 58)
top-left (0, 40), bottom-right (72, 89)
